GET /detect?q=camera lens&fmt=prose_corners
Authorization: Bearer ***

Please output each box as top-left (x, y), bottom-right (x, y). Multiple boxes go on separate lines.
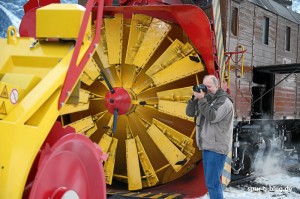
top-left (193, 85), bottom-right (200, 93)
top-left (192, 84), bottom-right (207, 93)
top-left (199, 84), bottom-right (207, 93)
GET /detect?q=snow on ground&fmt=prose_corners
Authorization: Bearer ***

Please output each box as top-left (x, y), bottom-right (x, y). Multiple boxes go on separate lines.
top-left (198, 151), bottom-right (300, 199)
top-left (0, 4), bottom-right (21, 30)
top-left (224, 172), bottom-right (300, 199)
top-left (197, 170), bottom-right (300, 199)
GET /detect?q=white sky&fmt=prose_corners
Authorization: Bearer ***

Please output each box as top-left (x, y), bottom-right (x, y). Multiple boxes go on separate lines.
top-left (292, 0), bottom-right (300, 13)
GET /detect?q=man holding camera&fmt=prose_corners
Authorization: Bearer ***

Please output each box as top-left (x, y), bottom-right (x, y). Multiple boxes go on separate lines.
top-left (186, 75), bottom-right (234, 199)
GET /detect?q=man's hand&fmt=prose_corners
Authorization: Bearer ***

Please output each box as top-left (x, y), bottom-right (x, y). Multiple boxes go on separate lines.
top-left (193, 90), bottom-right (205, 100)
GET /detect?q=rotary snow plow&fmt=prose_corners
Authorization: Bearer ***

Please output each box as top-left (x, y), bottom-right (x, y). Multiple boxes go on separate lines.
top-left (0, 0), bottom-right (224, 198)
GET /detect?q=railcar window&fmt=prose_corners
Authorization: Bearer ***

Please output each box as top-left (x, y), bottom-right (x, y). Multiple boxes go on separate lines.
top-left (285, 26), bottom-right (291, 51)
top-left (262, 16), bottom-right (269, 45)
top-left (231, 7), bottom-right (238, 36)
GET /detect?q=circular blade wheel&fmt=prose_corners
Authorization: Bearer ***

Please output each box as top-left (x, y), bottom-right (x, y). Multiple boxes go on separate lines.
top-left (29, 134), bottom-right (106, 199)
top-left (62, 12), bottom-right (205, 190)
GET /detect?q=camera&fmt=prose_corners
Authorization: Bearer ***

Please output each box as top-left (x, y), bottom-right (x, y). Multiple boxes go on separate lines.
top-left (193, 84), bottom-right (207, 93)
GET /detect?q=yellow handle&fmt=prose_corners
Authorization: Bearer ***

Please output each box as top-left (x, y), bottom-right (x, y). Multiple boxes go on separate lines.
top-left (238, 45), bottom-right (245, 78)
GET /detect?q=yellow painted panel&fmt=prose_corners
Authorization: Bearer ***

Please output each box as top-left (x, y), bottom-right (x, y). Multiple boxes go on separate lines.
top-left (222, 151), bottom-right (232, 186)
top-left (228, 151), bottom-right (232, 157)
top-left (81, 58), bottom-right (101, 86)
top-left (98, 133), bottom-right (113, 154)
top-left (126, 138), bottom-right (142, 190)
top-left (152, 54), bottom-right (204, 86)
top-left (122, 192), bottom-right (137, 196)
top-left (222, 176), bottom-right (231, 186)
top-left (0, 23), bottom-right (88, 198)
top-left (121, 64), bottom-right (137, 89)
top-left (0, 84), bottom-right (8, 98)
top-left (78, 89), bottom-right (90, 103)
top-left (146, 40), bottom-right (193, 77)
top-left (135, 193), bottom-right (153, 197)
top-left (165, 194), bottom-right (183, 199)
top-left (104, 138), bottom-right (118, 185)
top-left (224, 162), bottom-right (231, 172)
top-left (104, 14), bottom-right (123, 65)
top-left (125, 14), bottom-right (152, 65)
top-left (59, 103), bottom-right (89, 115)
top-left (36, 4), bottom-right (90, 39)
top-left (158, 100), bottom-right (193, 122)
top-left (0, 83), bottom-right (24, 119)
top-left (0, 73), bottom-right (40, 119)
top-left (0, 73), bottom-right (41, 119)
top-left (0, 89), bottom-right (63, 199)
top-left (95, 25), bottom-right (111, 69)
top-left (68, 116), bottom-right (95, 134)
top-left (85, 124), bottom-right (98, 137)
top-left (1, 73), bottom-right (41, 92)
top-left (149, 193), bottom-right (168, 198)
top-left (60, 89), bottom-right (90, 114)
top-left (0, 101), bottom-right (7, 116)
top-left (81, 72), bottom-right (94, 86)
top-left (135, 136), bottom-right (159, 187)
top-left (152, 119), bottom-right (195, 158)
top-left (133, 18), bottom-right (171, 68)
top-left (156, 86), bottom-right (193, 102)
top-left (147, 124), bottom-right (186, 172)
top-left (224, 151), bottom-right (232, 174)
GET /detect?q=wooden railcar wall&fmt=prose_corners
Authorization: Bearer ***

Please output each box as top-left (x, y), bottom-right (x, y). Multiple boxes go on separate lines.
top-left (223, 0), bottom-right (300, 120)
top-left (274, 74), bottom-right (298, 119)
top-left (276, 17), bottom-right (298, 63)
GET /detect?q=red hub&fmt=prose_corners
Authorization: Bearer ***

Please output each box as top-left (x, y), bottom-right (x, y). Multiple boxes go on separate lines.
top-left (104, 87), bottom-right (131, 115)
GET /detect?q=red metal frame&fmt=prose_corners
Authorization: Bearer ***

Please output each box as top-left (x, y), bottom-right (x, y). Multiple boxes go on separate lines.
top-left (102, 4), bottom-right (215, 75)
top-left (23, 0), bottom-right (60, 13)
top-left (58, 0), bottom-right (104, 109)
top-left (224, 49), bottom-right (247, 65)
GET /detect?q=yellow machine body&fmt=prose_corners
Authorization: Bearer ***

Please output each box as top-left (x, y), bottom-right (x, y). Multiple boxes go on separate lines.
top-left (0, 4), bottom-right (91, 198)
top-left (36, 4), bottom-right (89, 39)
top-left (1, 1), bottom-right (232, 198)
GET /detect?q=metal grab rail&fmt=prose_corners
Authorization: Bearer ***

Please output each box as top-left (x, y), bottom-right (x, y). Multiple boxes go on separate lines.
top-left (224, 45), bottom-right (246, 86)
top-left (58, 0), bottom-right (104, 109)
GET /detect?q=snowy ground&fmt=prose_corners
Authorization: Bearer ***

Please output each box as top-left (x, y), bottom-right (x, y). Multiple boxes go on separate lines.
top-left (199, 153), bottom-right (300, 199)
top-left (223, 172), bottom-right (300, 199)
top-left (197, 171), bottom-right (300, 199)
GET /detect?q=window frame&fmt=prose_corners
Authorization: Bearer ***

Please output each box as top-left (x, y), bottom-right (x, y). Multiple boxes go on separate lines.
top-left (285, 26), bottom-right (291, 51)
top-left (262, 16), bottom-right (269, 45)
top-left (231, 7), bottom-right (239, 36)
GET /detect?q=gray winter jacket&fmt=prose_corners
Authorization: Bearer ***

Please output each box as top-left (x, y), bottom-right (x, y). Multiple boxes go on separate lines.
top-left (186, 88), bottom-right (234, 155)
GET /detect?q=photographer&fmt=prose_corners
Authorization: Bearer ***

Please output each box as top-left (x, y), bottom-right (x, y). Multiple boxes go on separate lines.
top-left (186, 75), bottom-right (234, 199)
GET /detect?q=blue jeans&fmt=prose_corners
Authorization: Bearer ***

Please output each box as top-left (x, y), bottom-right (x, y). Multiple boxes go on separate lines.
top-left (202, 150), bottom-right (226, 199)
